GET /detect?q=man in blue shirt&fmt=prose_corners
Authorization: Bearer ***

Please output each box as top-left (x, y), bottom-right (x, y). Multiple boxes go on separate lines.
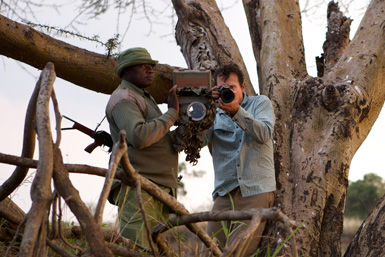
top-left (206, 63), bottom-right (276, 256)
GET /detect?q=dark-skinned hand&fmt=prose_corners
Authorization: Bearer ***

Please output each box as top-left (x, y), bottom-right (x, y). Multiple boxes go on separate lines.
top-left (168, 84), bottom-right (179, 113)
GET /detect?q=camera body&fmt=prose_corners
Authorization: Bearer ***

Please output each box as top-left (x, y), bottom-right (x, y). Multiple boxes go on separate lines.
top-left (217, 85), bottom-right (235, 103)
top-left (173, 70), bottom-right (212, 123)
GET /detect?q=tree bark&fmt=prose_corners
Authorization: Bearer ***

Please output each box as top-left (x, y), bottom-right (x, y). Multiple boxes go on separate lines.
top-left (172, 0), bottom-right (255, 95)
top-left (52, 146), bottom-right (113, 257)
top-left (344, 195), bottom-right (385, 257)
top-left (19, 63), bottom-right (56, 257)
top-left (239, 0), bottom-right (384, 256)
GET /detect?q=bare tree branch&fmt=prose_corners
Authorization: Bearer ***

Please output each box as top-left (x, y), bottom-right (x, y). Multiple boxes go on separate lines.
top-left (0, 13), bottom-right (181, 103)
top-left (0, 65), bottom-right (39, 201)
top-left (135, 180), bottom-right (158, 256)
top-left (93, 134), bottom-right (125, 225)
top-left (52, 146), bottom-right (113, 257)
top-left (19, 62), bottom-right (56, 257)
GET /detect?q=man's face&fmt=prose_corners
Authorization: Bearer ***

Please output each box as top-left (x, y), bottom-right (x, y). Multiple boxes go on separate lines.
top-left (125, 63), bottom-right (155, 88)
top-left (216, 73), bottom-right (245, 104)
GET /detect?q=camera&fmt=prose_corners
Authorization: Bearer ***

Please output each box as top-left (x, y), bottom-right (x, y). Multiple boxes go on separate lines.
top-left (173, 70), bottom-right (213, 122)
top-left (172, 70), bottom-right (216, 164)
top-left (217, 85), bottom-right (235, 103)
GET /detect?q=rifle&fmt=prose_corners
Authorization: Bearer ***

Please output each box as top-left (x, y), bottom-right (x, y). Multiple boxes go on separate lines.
top-left (62, 115), bottom-right (113, 153)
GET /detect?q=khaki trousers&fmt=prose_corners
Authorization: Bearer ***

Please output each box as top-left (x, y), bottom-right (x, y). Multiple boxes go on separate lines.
top-left (112, 184), bottom-right (174, 248)
top-left (206, 188), bottom-right (274, 257)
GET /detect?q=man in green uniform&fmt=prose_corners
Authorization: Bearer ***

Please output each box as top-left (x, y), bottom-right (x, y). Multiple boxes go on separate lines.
top-left (106, 47), bottom-right (179, 247)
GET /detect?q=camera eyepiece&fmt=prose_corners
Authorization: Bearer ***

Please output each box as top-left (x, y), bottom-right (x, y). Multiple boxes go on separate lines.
top-left (217, 85), bottom-right (235, 103)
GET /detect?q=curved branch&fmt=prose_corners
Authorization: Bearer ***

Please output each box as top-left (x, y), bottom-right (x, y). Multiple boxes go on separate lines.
top-left (93, 134), bottom-right (125, 225)
top-left (0, 66), bottom-right (40, 201)
top-left (52, 146), bottom-right (113, 257)
top-left (19, 62), bottom-right (56, 257)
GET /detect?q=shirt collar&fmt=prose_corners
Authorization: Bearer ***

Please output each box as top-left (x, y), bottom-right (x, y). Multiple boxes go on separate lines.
top-left (120, 79), bottom-right (151, 98)
top-left (240, 93), bottom-right (249, 107)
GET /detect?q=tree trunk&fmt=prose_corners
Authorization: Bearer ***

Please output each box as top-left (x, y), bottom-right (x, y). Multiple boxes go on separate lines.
top-left (172, 0), bottom-right (385, 256)
top-left (240, 0), bottom-right (385, 256)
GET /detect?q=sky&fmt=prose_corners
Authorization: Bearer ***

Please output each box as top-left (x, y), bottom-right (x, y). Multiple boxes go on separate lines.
top-left (0, 0), bottom-right (383, 222)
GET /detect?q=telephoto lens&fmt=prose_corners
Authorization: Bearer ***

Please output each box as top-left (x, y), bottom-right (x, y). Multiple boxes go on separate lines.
top-left (218, 85), bottom-right (235, 103)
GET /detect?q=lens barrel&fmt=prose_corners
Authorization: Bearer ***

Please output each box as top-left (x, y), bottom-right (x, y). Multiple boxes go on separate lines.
top-left (218, 86), bottom-right (235, 103)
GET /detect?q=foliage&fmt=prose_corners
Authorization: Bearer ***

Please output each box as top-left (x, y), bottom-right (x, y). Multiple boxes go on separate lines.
top-left (345, 173), bottom-right (385, 219)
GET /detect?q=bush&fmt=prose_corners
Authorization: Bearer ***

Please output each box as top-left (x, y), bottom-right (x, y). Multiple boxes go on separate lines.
top-left (345, 173), bottom-right (385, 219)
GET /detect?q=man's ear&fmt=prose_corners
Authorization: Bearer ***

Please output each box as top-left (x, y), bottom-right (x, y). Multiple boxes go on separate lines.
top-left (241, 82), bottom-right (246, 92)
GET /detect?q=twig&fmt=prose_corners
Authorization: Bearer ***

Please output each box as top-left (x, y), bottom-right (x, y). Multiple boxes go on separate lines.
top-left (135, 179), bottom-right (158, 256)
top-left (5, 218), bottom-right (26, 257)
top-left (19, 62), bottom-right (56, 257)
top-left (93, 134), bottom-right (126, 225)
top-left (57, 196), bottom-right (85, 254)
top-left (51, 89), bottom-right (62, 146)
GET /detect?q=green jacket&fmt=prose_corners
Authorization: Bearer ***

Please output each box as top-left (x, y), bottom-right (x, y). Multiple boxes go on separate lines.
top-left (106, 80), bottom-right (179, 188)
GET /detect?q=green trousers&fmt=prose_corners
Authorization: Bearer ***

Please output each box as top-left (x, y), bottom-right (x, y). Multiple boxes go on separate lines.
top-left (112, 183), bottom-right (173, 247)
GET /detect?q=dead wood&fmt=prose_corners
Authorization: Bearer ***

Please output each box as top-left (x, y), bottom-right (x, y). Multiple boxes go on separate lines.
top-left (19, 62), bottom-right (56, 257)
top-left (0, 66), bottom-right (40, 201)
top-left (52, 146), bottom-right (113, 257)
top-left (93, 136), bottom-right (124, 225)
top-left (322, 2), bottom-right (352, 74)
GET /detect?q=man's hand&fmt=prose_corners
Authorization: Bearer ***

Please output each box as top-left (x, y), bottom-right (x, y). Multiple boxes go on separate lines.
top-left (212, 85), bottom-right (240, 116)
top-left (168, 84), bottom-right (179, 113)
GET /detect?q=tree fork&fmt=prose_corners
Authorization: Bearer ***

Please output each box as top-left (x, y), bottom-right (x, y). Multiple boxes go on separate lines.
top-left (172, 0), bottom-right (255, 95)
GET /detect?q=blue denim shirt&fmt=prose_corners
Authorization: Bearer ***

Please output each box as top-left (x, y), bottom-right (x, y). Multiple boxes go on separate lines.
top-left (206, 94), bottom-right (276, 198)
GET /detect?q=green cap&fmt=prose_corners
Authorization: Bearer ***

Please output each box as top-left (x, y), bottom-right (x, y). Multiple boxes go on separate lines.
top-left (115, 47), bottom-right (158, 77)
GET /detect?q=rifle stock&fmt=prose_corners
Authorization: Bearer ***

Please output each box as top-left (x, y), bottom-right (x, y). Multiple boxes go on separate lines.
top-left (84, 141), bottom-right (102, 153)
